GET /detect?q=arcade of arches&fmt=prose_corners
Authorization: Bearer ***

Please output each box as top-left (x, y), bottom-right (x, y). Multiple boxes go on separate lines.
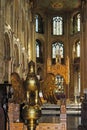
top-left (0, 0), bottom-right (87, 107)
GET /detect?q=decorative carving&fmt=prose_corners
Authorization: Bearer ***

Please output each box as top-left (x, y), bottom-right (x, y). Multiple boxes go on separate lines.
top-left (41, 57), bottom-right (69, 103)
top-left (10, 72), bottom-right (25, 104)
top-left (47, 57), bottom-right (69, 84)
top-left (41, 73), bottom-right (57, 104)
top-left (22, 61), bottom-right (41, 130)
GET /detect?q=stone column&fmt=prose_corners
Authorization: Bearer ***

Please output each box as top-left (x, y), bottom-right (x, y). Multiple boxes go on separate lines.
top-left (80, 0), bottom-right (87, 96)
top-left (0, 0), bottom-right (5, 82)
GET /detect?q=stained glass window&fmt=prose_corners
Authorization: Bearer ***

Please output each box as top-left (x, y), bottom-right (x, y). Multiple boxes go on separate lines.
top-left (52, 16), bottom-right (63, 35)
top-left (52, 42), bottom-right (64, 58)
top-left (52, 41), bottom-right (64, 64)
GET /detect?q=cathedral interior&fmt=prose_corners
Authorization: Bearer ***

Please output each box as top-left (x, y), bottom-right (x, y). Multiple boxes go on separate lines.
top-left (0, 0), bottom-right (87, 130)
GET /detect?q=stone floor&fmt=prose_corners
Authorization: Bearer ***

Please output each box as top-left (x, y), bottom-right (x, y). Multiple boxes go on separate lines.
top-left (38, 115), bottom-right (81, 130)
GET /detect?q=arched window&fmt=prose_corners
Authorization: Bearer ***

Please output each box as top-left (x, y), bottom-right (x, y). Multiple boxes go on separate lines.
top-left (71, 13), bottom-right (80, 34)
top-left (77, 13), bottom-right (80, 32)
top-left (36, 40), bottom-right (43, 63)
top-left (76, 42), bottom-right (80, 57)
top-left (52, 16), bottom-right (63, 35)
top-left (35, 14), bottom-right (43, 33)
top-left (36, 41), bottom-right (40, 58)
top-left (52, 41), bottom-right (64, 64)
top-left (73, 40), bottom-right (80, 59)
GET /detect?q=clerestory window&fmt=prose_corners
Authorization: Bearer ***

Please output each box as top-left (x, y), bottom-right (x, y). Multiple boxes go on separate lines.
top-left (71, 13), bottom-right (80, 34)
top-left (52, 16), bottom-right (63, 35)
top-left (35, 14), bottom-right (44, 33)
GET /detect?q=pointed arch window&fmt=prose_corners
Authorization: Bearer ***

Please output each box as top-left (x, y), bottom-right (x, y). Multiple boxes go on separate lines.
top-left (52, 41), bottom-right (64, 64)
top-left (36, 40), bottom-right (43, 63)
top-left (76, 42), bottom-right (80, 57)
top-left (77, 13), bottom-right (80, 32)
top-left (52, 16), bottom-right (63, 35)
top-left (35, 14), bottom-right (43, 33)
top-left (71, 13), bottom-right (80, 34)
top-left (73, 40), bottom-right (80, 59)
top-left (36, 41), bottom-right (40, 58)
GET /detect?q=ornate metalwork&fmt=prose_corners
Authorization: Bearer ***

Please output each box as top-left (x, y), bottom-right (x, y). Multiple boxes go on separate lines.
top-left (47, 57), bottom-right (69, 84)
top-left (11, 72), bottom-right (25, 104)
top-left (41, 57), bottom-right (69, 104)
top-left (22, 61), bottom-right (41, 130)
top-left (41, 73), bottom-right (65, 104)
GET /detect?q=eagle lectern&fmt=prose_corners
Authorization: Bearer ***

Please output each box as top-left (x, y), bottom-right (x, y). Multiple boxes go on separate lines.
top-left (22, 61), bottom-right (41, 130)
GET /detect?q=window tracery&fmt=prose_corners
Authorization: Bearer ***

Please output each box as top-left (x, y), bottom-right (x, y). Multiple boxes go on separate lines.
top-left (52, 41), bottom-right (64, 64)
top-left (52, 16), bottom-right (63, 35)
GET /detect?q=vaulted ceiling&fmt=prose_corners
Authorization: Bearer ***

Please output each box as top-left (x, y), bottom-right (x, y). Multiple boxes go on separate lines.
top-left (32, 0), bottom-right (81, 13)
